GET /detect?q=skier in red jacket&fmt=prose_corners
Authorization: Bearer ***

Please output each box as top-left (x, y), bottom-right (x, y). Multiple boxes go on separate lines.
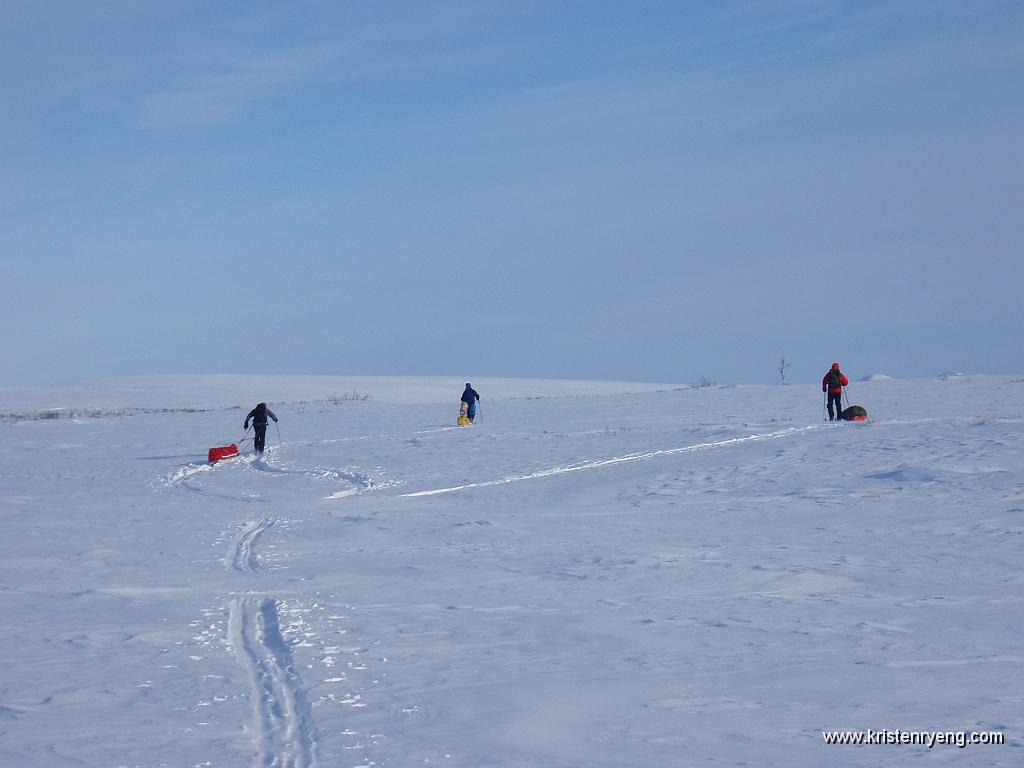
top-left (822, 363), bottom-right (849, 421)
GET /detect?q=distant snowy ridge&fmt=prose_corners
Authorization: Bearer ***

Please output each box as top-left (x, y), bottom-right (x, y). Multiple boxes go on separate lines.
top-left (0, 374), bottom-right (677, 411)
top-left (0, 404), bottom-right (234, 423)
top-left (6, 373), bottom-right (1021, 413)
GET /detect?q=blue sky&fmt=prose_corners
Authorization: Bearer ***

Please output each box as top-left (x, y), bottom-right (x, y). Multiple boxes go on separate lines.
top-left (3, 1), bottom-right (1021, 386)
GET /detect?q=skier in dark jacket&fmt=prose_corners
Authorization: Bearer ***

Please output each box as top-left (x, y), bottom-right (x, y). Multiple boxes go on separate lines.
top-left (244, 402), bottom-right (278, 454)
top-left (822, 363), bottom-right (849, 421)
top-left (461, 383), bottom-right (480, 422)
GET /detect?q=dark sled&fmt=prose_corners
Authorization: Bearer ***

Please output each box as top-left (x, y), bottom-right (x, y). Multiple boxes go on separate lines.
top-left (840, 405), bottom-right (868, 422)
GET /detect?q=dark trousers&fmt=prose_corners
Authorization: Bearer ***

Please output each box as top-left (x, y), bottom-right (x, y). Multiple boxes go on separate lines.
top-left (827, 392), bottom-right (843, 421)
top-left (254, 424), bottom-right (267, 453)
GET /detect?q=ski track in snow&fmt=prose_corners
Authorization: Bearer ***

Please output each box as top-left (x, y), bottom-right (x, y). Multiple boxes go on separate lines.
top-left (401, 424), bottom-right (832, 497)
top-left (158, 452), bottom-right (340, 763)
top-left (228, 517), bottom-right (278, 574)
top-left (229, 597), bottom-right (318, 768)
top-left (248, 456), bottom-right (381, 498)
top-left (165, 447), bottom-right (391, 762)
top-left (163, 462), bottom-right (213, 486)
top-left (161, 459), bottom-right (273, 504)
top-left (162, 452), bottom-right (378, 502)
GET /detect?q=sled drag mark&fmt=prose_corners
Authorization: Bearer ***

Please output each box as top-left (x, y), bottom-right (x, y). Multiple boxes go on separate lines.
top-left (402, 425), bottom-right (830, 497)
top-left (229, 597), bottom-right (318, 768)
top-left (227, 517), bottom-right (277, 573)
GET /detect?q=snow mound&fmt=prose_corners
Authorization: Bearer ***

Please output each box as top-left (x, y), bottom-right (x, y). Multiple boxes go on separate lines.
top-left (860, 373), bottom-right (892, 382)
top-left (867, 464), bottom-right (944, 482)
top-left (939, 371), bottom-right (965, 379)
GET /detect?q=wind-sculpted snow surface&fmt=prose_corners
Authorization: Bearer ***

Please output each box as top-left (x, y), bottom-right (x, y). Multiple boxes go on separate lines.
top-left (1, 374), bottom-right (1023, 767)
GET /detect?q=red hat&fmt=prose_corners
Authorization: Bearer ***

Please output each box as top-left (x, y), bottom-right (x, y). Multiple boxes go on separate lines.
top-left (832, 362), bottom-right (840, 370)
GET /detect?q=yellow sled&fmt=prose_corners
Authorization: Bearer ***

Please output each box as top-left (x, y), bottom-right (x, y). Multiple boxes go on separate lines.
top-left (457, 415), bottom-right (471, 427)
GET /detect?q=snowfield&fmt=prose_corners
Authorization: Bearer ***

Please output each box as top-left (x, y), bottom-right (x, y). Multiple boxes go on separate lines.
top-left (1, 374), bottom-right (1021, 767)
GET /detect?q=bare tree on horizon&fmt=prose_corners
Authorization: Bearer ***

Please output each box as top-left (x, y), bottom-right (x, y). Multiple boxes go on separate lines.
top-left (778, 356), bottom-right (791, 384)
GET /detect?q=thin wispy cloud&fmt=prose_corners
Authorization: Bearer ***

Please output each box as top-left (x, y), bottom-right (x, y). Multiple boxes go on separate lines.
top-left (133, 5), bottom-right (535, 130)
top-left (136, 43), bottom-right (341, 129)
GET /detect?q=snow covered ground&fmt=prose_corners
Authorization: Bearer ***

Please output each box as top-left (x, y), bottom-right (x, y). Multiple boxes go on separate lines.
top-left (1, 374), bottom-right (1021, 767)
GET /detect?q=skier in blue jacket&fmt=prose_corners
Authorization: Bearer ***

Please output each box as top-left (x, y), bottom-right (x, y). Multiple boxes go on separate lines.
top-left (460, 384), bottom-right (480, 422)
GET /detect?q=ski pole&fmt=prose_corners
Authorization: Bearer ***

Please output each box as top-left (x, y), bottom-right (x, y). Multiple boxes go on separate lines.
top-left (476, 401), bottom-right (483, 423)
top-left (275, 421), bottom-right (282, 446)
top-left (823, 392), bottom-right (828, 421)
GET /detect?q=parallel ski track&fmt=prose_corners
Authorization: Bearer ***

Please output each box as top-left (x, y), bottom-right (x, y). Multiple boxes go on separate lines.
top-left (229, 597), bottom-right (318, 768)
top-left (401, 424), bottom-right (832, 497)
top-left (227, 517), bottom-right (277, 573)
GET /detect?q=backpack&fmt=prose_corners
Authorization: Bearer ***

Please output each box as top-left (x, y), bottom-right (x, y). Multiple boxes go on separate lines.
top-left (827, 370), bottom-right (844, 389)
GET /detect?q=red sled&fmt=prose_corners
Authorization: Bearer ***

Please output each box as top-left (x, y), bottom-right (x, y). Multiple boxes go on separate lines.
top-left (208, 444), bottom-right (240, 463)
